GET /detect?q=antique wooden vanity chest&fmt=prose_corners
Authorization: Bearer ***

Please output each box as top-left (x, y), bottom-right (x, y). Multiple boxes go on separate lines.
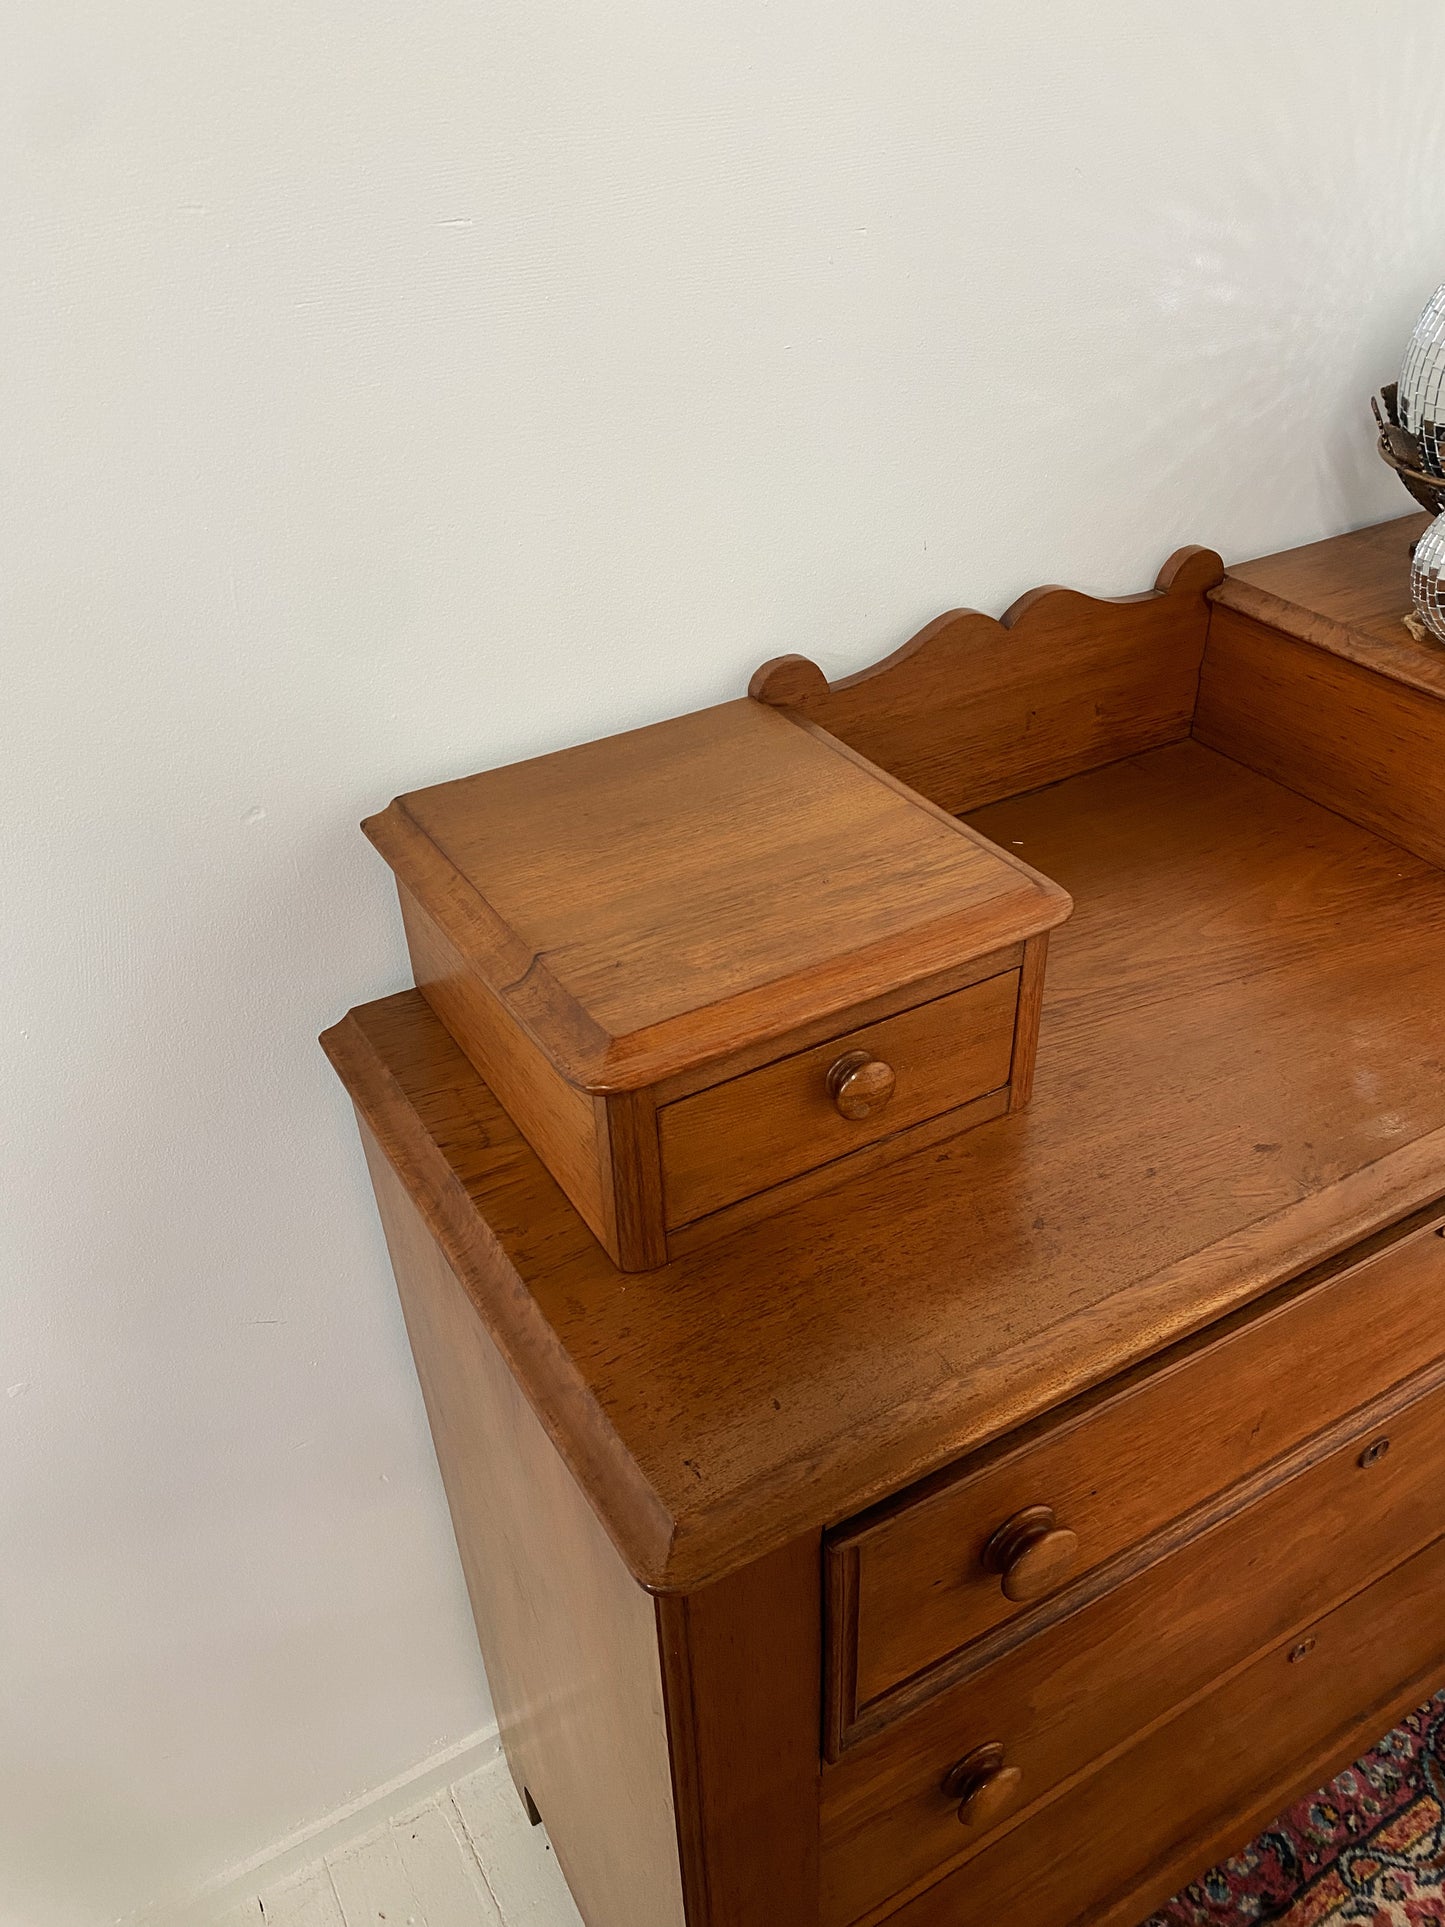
top-left (324, 514), bottom-right (1445, 1927)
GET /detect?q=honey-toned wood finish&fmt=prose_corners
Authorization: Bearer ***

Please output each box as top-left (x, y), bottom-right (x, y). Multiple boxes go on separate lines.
top-left (324, 521), bottom-right (1445, 1927)
top-left (981, 1506), bottom-right (1078, 1603)
top-left (323, 740), bottom-right (1445, 1594)
top-left (1214, 511), bottom-right (1432, 690)
top-left (1004, 931), bottom-right (1049, 1113)
top-left (663, 1085), bottom-right (1012, 1258)
top-left (657, 969), bottom-right (1019, 1229)
top-left (822, 1356), bottom-right (1445, 1925)
top-left (749, 545), bottom-right (1223, 814)
top-left (876, 1535), bottom-right (1445, 1927)
top-left (1197, 512), bottom-right (1445, 870)
top-left (829, 1202), bottom-right (1445, 1745)
top-left (396, 882), bottom-right (642, 1262)
top-left (358, 1126), bottom-right (686, 1927)
top-left (649, 947), bottom-right (1026, 1106)
top-left (362, 1114), bottom-right (823, 1927)
top-left (1196, 604), bottom-right (1445, 870)
top-left (367, 697), bottom-right (1066, 1267)
top-left (941, 1746), bottom-right (1020, 1833)
top-left (657, 1537), bottom-right (822, 1927)
top-left (366, 699), bottom-right (1066, 1093)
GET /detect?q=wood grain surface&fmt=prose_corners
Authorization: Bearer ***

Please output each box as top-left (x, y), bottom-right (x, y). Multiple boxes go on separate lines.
top-left (1196, 604), bottom-right (1445, 871)
top-left (657, 1537), bottom-right (821, 1927)
top-left (831, 1203), bottom-right (1445, 1739)
top-left (870, 1535), bottom-right (1445, 1927)
top-left (1212, 512), bottom-right (1436, 693)
top-left (821, 1356), bottom-right (1445, 1924)
top-left (657, 968), bottom-right (1019, 1228)
top-left (397, 881), bottom-right (621, 1255)
top-left (362, 1132), bottom-right (686, 1927)
top-left (365, 698), bottom-right (1066, 1092)
top-left (323, 740), bottom-right (1445, 1592)
top-left (749, 546), bottom-right (1223, 814)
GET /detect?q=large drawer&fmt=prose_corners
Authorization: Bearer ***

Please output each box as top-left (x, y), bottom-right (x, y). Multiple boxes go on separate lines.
top-left (859, 1530), bottom-right (1445, 1927)
top-left (828, 1205), bottom-right (1445, 1744)
top-left (658, 969), bottom-right (1020, 1229)
top-left (821, 1357), bottom-right (1445, 1926)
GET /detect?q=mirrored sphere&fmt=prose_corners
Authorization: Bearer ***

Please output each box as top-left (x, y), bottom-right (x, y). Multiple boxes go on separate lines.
top-left (1400, 284), bottom-right (1445, 477)
top-left (1410, 511), bottom-right (1445, 642)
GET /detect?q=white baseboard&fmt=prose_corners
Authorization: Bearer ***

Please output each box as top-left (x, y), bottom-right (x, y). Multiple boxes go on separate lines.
top-left (123, 1723), bottom-right (502, 1927)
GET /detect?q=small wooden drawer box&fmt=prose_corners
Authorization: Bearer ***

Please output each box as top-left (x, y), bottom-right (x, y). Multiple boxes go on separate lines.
top-left (363, 697), bottom-right (1070, 1269)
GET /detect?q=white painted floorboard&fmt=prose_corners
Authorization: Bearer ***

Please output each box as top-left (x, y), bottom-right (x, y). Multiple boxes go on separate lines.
top-left (213, 1751), bottom-right (582, 1927)
top-left (391, 1805), bottom-right (504, 1927)
top-left (449, 1767), bottom-right (581, 1927)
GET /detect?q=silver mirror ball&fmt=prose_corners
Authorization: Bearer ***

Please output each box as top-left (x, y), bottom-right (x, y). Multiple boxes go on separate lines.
top-left (1402, 285), bottom-right (1445, 642)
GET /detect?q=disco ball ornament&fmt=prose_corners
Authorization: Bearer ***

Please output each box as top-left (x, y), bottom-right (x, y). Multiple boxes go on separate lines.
top-left (1374, 284), bottom-right (1445, 516)
top-left (1409, 511), bottom-right (1445, 643)
top-left (1399, 285), bottom-right (1445, 476)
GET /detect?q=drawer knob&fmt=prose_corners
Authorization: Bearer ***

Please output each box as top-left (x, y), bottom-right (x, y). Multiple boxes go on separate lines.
top-left (943, 1744), bottom-right (1024, 1831)
top-left (983, 1505), bottom-right (1080, 1603)
top-left (826, 1050), bottom-right (897, 1121)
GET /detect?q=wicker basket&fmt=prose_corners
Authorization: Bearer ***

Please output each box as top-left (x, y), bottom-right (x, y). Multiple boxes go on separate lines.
top-left (1375, 381), bottom-right (1445, 517)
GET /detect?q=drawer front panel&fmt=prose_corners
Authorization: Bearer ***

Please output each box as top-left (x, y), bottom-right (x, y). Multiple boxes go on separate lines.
top-left (658, 970), bottom-right (1019, 1229)
top-left (833, 1207), bottom-right (1445, 1732)
top-left (872, 1531), bottom-right (1445, 1927)
top-left (822, 1363), bottom-right (1445, 1926)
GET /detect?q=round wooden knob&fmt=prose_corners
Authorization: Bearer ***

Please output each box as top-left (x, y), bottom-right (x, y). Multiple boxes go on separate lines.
top-left (982, 1505), bottom-right (1080, 1604)
top-left (942, 1745), bottom-right (1023, 1831)
top-left (826, 1050), bottom-right (897, 1121)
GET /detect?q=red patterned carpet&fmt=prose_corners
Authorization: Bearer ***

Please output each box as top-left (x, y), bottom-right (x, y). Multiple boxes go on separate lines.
top-left (1144, 1694), bottom-right (1445, 1925)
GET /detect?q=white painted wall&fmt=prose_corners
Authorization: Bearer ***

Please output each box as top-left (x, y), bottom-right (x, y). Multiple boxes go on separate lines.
top-left (3, 3), bottom-right (1443, 1922)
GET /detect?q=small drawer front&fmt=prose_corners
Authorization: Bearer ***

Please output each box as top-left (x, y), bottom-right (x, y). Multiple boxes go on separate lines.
top-left (821, 1361), bottom-right (1445, 1927)
top-left (862, 1530), bottom-right (1445, 1927)
top-left (831, 1208), bottom-right (1445, 1738)
top-left (657, 970), bottom-right (1020, 1230)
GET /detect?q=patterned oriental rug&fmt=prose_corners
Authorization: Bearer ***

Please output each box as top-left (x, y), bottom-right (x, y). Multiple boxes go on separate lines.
top-left (1143, 1694), bottom-right (1445, 1925)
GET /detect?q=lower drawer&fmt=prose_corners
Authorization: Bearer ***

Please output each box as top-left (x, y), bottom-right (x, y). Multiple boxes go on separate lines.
top-left (872, 1530), bottom-right (1445, 1927)
top-left (822, 1361), bottom-right (1445, 1927)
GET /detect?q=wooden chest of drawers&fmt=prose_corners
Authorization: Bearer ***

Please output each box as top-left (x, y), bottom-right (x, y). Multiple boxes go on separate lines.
top-left (324, 517), bottom-right (1445, 1927)
top-left (822, 1284), bottom-right (1445, 1925)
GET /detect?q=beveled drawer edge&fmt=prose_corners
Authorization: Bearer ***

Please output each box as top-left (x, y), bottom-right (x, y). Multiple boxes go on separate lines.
top-left (838, 1556), bottom-right (1445, 1927)
top-left (665, 1087), bottom-right (1011, 1255)
top-left (831, 1350), bottom-right (1445, 1753)
top-left (836, 1194), bottom-right (1445, 1554)
top-left (658, 969), bottom-right (1020, 1231)
top-left (824, 1206), bottom-right (1445, 1757)
top-left (822, 1357), bottom-right (1445, 1927)
top-left (652, 950), bottom-right (1025, 1108)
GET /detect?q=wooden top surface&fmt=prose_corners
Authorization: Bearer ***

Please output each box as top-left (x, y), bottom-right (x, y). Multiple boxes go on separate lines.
top-left (362, 699), bottom-right (1068, 1092)
top-left (1214, 511), bottom-right (1445, 697)
top-left (326, 740), bottom-right (1445, 1592)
